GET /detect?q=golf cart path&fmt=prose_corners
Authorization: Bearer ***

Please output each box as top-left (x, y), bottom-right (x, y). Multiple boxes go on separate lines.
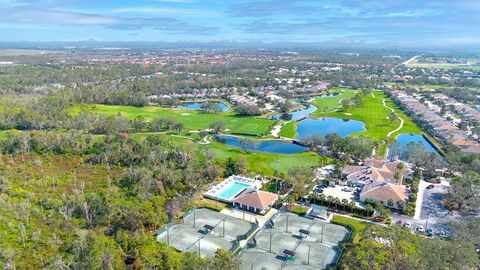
top-left (371, 91), bottom-right (404, 137)
top-left (382, 98), bottom-right (404, 137)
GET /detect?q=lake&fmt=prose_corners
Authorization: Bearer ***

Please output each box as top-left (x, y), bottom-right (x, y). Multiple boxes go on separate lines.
top-left (216, 135), bottom-right (307, 154)
top-left (268, 105), bottom-right (318, 121)
top-left (394, 133), bottom-right (436, 153)
top-left (296, 118), bottom-right (366, 139)
top-left (180, 101), bottom-right (230, 112)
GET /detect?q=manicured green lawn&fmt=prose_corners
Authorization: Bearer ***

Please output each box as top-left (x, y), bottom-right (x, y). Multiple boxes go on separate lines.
top-left (316, 91), bottom-right (422, 141)
top-left (133, 133), bottom-right (323, 175)
top-left (200, 140), bottom-right (322, 175)
top-left (332, 215), bottom-right (367, 244)
top-left (279, 121), bottom-right (297, 138)
top-left (70, 104), bottom-right (275, 136)
top-left (310, 89), bottom-right (357, 115)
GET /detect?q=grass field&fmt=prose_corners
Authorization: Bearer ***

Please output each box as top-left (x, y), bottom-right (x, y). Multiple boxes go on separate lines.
top-left (132, 133), bottom-right (322, 175)
top-left (316, 91), bottom-right (422, 140)
top-left (279, 89), bottom-right (356, 138)
top-left (310, 89), bottom-right (357, 115)
top-left (331, 215), bottom-right (367, 244)
top-left (279, 121), bottom-right (297, 138)
top-left (71, 104), bottom-right (275, 136)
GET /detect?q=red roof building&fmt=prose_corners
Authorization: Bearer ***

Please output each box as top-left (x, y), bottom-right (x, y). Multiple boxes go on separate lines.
top-left (232, 189), bottom-right (278, 214)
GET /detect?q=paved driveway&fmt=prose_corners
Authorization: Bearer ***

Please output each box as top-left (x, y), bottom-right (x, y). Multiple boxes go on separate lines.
top-left (392, 180), bottom-right (457, 235)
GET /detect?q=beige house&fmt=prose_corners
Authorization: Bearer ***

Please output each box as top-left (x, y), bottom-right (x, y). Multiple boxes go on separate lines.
top-left (232, 189), bottom-right (278, 214)
top-left (341, 159), bottom-right (412, 209)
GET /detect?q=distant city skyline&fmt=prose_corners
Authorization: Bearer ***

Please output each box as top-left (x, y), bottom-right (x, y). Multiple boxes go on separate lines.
top-left (1, 0), bottom-right (479, 48)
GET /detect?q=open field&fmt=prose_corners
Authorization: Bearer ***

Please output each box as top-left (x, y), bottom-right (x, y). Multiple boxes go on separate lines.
top-left (310, 89), bottom-right (357, 114)
top-left (71, 104), bottom-right (275, 136)
top-left (317, 91), bottom-right (422, 140)
top-left (279, 89), bottom-right (357, 138)
top-left (279, 121), bottom-right (297, 138)
top-left (406, 61), bottom-right (480, 70)
top-left (133, 134), bottom-right (322, 175)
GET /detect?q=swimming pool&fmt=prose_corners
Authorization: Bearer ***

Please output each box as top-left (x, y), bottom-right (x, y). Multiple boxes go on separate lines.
top-left (217, 182), bottom-right (250, 201)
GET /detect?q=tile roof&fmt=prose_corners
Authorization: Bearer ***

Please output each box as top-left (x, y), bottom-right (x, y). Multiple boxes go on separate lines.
top-left (233, 189), bottom-right (278, 210)
top-left (360, 182), bottom-right (408, 202)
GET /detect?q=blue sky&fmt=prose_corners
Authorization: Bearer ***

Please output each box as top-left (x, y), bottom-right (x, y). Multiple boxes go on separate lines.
top-left (0, 0), bottom-right (479, 47)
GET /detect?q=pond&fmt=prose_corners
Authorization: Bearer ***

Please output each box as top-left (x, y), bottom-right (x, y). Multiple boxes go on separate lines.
top-left (179, 101), bottom-right (230, 112)
top-left (394, 133), bottom-right (437, 153)
top-left (294, 92), bottom-right (340, 101)
top-left (215, 135), bottom-right (307, 154)
top-left (268, 105), bottom-right (318, 121)
top-left (296, 118), bottom-right (366, 140)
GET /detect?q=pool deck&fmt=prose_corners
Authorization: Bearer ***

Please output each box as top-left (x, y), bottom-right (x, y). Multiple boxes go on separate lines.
top-left (204, 175), bottom-right (263, 203)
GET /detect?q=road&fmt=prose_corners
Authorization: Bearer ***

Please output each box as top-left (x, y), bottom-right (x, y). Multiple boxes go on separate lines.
top-left (390, 55), bottom-right (422, 75)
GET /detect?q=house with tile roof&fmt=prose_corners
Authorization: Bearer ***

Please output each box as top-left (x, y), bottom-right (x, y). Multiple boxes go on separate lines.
top-left (341, 159), bottom-right (413, 187)
top-left (232, 188), bottom-right (278, 214)
top-left (360, 182), bottom-right (408, 209)
top-left (340, 159), bottom-right (412, 209)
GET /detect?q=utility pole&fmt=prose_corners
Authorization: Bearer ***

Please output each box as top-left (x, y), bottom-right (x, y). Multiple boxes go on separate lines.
top-left (193, 209), bottom-right (196, 228)
top-left (269, 231), bottom-right (272, 252)
top-left (286, 215), bottom-right (289, 233)
top-left (198, 239), bottom-right (201, 257)
top-left (321, 223), bottom-right (324, 243)
top-left (307, 244), bottom-right (312, 265)
top-left (223, 219), bottom-right (226, 237)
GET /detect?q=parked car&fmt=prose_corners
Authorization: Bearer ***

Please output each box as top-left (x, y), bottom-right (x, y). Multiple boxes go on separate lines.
top-left (429, 178), bottom-right (441, 184)
top-left (426, 228), bottom-right (434, 236)
top-left (395, 220), bottom-right (404, 226)
top-left (439, 230), bottom-right (446, 237)
top-left (426, 184), bottom-right (435, 189)
top-left (416, 226), bottom-right (425, 233)
top-left (404, 222), bottom-right (411, 229)
top-left (314, 186), bottom-right (324, 193)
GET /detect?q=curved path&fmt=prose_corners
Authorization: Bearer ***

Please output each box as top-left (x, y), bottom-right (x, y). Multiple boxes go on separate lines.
top-left (382, 98), bottom-right (404, 137)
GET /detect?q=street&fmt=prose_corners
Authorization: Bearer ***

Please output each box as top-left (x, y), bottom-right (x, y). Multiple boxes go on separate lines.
top-left (392, 179), bottom-right (457, 236)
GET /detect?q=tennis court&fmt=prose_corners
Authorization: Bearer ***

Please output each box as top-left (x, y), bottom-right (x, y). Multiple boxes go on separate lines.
top-left (157, 208), bottom-right (256, 257)
top-left (240, 212), bottom-right (349, 270)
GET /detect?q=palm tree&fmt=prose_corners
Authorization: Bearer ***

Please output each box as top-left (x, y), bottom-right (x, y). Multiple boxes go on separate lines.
top-left (341, 199), bottom-right (349, 212)
top-left (333, 197), bottom-right (341, 210)
top-left (326, 195), bottom-right (334, 208)
top-left (348, 202), bottom-right (356, 213)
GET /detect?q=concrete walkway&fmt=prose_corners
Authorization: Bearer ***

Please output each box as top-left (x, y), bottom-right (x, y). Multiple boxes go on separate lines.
top-left (414, 180), bottom-right (430, 220)
top-left (382, 98), bottom-right (404, 138)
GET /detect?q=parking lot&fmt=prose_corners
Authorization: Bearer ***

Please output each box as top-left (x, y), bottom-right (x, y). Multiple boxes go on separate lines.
top-left (318, 185), bottom-right (363, 207)
top-left (392, 180), bottom-right (457, 236)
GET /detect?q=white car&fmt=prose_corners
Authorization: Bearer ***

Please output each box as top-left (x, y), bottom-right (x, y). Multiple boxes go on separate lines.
top-left (416, 226), bottom-right (425, 233)
top-left (404, 222), bottom-right (412, 229)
